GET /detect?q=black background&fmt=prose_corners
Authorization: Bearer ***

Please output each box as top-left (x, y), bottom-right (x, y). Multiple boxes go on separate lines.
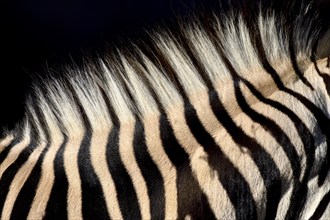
top-left (0, 0), bottom-right (213, 131)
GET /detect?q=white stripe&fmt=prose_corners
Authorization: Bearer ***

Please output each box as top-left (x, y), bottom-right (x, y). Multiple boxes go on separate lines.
top-left (188, 90), bottom-right (263, 219)
top-left (90, 127), bottom-right (123, 219)
top-left (46, 81), bottom-right (85, 220)
top-left (144, 115), bottom-right (178, 219)
top-left (119, 121), bottom-right (151, 219)
top-left (165, 100), bottom-right (234, 219)
top-left (2, 108), bottom-right (47, 220)
top-left (0, 133), bottom-right (14, 154)
top-left (28, 94), bottom-right (65, 219)
top-left (0, 124), bottom-right (30, 180)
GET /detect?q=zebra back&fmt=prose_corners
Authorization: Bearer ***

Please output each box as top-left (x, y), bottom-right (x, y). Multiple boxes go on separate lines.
top-left (0, 0), bottom-right (330, 219)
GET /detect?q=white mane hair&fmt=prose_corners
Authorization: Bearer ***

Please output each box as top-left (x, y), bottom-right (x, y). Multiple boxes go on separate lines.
top-left (19, 0), bottom-right (327, 139)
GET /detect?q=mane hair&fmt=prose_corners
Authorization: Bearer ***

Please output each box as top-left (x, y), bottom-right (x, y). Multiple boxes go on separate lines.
top-left (20, 0), bottom-right (328, 139)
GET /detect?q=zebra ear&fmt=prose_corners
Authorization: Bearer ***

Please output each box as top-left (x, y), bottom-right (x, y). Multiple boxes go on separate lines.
top-left (316, 29), bottom-right (330, 59)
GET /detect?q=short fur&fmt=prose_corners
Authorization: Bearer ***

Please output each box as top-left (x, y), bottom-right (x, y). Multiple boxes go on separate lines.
top-left (0, 0), bottom-right (329, 219)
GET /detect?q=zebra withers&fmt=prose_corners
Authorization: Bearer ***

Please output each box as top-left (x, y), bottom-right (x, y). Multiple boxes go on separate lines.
top-left (0, 0), bottom-right (330, 219)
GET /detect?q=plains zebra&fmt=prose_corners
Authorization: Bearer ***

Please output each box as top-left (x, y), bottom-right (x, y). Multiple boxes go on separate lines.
top-left (0, 0), bottom-right (330, 219)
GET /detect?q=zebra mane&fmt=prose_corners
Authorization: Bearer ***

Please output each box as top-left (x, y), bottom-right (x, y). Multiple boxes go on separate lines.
top-left (23, 1), bottom-right (327, 139)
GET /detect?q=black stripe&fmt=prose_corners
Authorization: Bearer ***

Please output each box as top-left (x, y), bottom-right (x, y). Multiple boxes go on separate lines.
top-left (179, 22), bottom-right (263, 218)
top-left (240, 58), bottom-right (327, 218)
top-left (237, 78), bottom-right (309, 217)
top-left (103, 48), bottom-right (160, 219)
top-left (10, 96), bottom-right (52, 219)
top-left (312, 60), bottom-right (330, 188)
top-left (213, 15), bottom-right (327, 216)
top-left (251, 50), bottom-right (329, 219)
top-left (0, 122), bottom-right (28, 164)
top-left (212, 37), bottom-right (283, 218)
top-left (144, 31), bottom-right (232, 218)
top-left (65, 75), bottom-right (110, 219)
top-left (159, 114), bottom-right (216, 219)
top-left (10, 142), bottom-right (50, 219)
top-left (247, 22), bottom-right (330, 187)
top-left (183, 101), bottom-right (257, 219)
top-left (0, 121), bottom-right (38, 219)
top-left (44, 136), bottom-right (69, 219)
top-left (106, 126), bottom-right (142, 219)
top-left (0, 138), bottom-right (21, 164)
top-left (280, 87), bottom-right (330, 187)
top-left (209, 90), bottom-right (282, 219)
top-left (242, 79), bottom-right (316, 178)
top-left (242, 79), bottom-right (317, 218)
top-left (197, 23), bottom-right (316, 216)
top-left (133, 120), bottom-right (165, 219)
top-left (236, 16), bottom-right (329, 215)
top-left (236, 79), bottom-right (311, 218)
top-left (128, 47), bottom-right (215, 218)
top-left (236, 80), bottom-right (301, 178)
top-left (309, 190), bottom-right (330, 220)
top-left (179, 25), bottom-right (284, 219)
top-left (78, 129), bottom-right (110, 220)
top-left (143, 37), bottom-right (216, 218)
top-left (183, 18), bottom-right (316, 216)
top-left (313, 61), bottom-right (330, 97)
top-left (288, 36), bottom-right (314, 90)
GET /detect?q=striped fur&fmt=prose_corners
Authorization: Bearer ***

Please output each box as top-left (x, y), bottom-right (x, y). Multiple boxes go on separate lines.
top-left (0, 1), bottom-right (330, 219)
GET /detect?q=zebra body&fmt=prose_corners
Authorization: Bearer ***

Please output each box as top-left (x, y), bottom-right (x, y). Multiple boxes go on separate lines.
top-left (0, 0), bottom-right (330, 219)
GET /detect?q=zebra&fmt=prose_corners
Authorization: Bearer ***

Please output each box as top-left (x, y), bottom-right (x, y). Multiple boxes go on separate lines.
top-left (0, 0), bottom-right (329, 219)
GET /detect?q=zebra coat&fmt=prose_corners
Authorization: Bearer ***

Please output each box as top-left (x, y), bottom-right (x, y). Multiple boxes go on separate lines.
top-left (0, 0), bottom-right (329, 219)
